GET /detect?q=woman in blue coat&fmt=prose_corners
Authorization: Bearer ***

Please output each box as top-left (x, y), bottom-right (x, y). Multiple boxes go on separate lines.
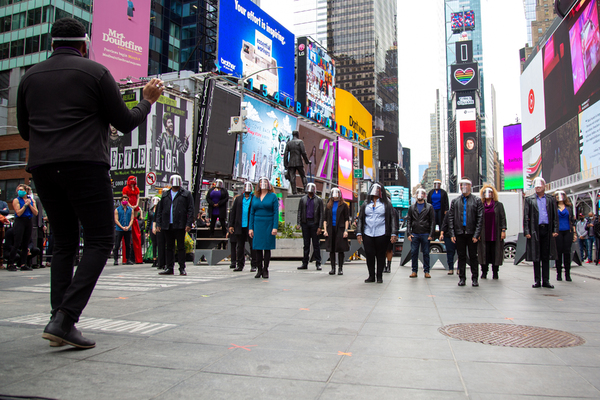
top-left (249, 177), bottom-right (279, 279)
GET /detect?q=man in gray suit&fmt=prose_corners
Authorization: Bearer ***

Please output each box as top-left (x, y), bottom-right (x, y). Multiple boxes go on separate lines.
top-left (284, 131), bottom-right (311, 194)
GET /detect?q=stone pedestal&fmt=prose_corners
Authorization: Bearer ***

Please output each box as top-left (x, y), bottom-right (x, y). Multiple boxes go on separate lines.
top-left (284, 195), bottom-right (303, 228)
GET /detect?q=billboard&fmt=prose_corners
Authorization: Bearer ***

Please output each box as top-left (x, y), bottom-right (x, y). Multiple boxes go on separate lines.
top-left (336, 89), bottom-right (373, 180)
top-left (451, 11), bottom-right (475, 33)
top-left (90, 0), bottom-right (151, 82)
top-left (296, 37), bottom-right (336, 123)
top-left (338, 138), bottom-right (353, 200)
top-left (451, 63), bottom-right (479, 92)
top-left (217, 0), bottom-right (295, 100)
top-left (502, 124), bottom-right (524, 190)
top-left (387, 186), bottom-right (410, 208)
top-left (456, 91), bottom-right (476, 109)
top-left (456, 108), bottom-right (477, 180)
top-left (233, 95), bottom-right (297, 188)
top-left (297, 121), bottom-right (336, 193)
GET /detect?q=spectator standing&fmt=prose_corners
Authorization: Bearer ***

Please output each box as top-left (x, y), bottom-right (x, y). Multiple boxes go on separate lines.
top-left (0, 190), bottom-right (9, 268)
top-left (148, 197), bottom-right (160, 268)
top-left (205, 179), bottom-right (229, 238)
top-left (8, 184), bottom-right (38, 271)
top-left (554, 190), bottom-right (576, 281)
top-left (477, 185), bottom-right (507, 280)
top-left (407, 188), bottom-right (435, 278)
top-left (229, 182), bottom-right (257, 272)
top-left (323, 188), bottom-right (349, 276)
top-left (113, 196), bottom-right (134, 266)
top-left (576, 214), bottom-right (588, 264)
top-left (249, 177), bottom-right (279, 279)
top-left (31, 191), bottom-right (46, 268)
top-left (296, 183), bottom-right (323, 271)
top-left (586, 212), bottom-right (595, 263)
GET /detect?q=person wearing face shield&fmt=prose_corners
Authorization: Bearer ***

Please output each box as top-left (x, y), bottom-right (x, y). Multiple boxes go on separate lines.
top-left (356, 182), bottom-right (398, 283)
top-left (575, 213), bottom-right (589, 267)
top-left (148, 197), bottom-right (163, 269)
top-left (448, 178), bottom-right (483, 286)
top-left (477, 185), bottom-right (507, 280)
top-left (427, 179), bottom-right (449, 236)
top-left (156, 175), bottom-right (195, 276)
top-left (228, 182), bottom-right (258, 272)
top-left (323, 188), bottom-right (350, 275)
top-left (524, 177), bottom-right (558, 288)
top-left (205, 179), bottom-right (229, 238)
top-left (406, 188), bottom-right (435, 278)
top-left (554, 191), bottom-right (576, 281)
top-left (249, 178), bottom-right (279, 279)
top-left (296, 183), bottom-right (324, 270)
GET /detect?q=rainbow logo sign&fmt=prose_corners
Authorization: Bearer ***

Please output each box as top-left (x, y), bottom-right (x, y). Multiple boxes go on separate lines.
top-left (454, 68), bottom-right (475, 85)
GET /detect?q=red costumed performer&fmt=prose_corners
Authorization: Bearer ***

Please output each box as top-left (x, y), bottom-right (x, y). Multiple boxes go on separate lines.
top-left (122, 176), bottom-right (143, 263)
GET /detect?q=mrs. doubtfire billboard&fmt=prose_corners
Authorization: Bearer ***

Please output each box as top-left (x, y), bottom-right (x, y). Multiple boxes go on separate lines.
top-left (90, 0), bottom-right (151, 81)
top-left (217, 0), bottom-right (295, 100)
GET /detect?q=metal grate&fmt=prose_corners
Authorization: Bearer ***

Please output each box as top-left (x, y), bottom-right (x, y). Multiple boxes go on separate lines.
top-left (439, 323), bottom-right (586, 348)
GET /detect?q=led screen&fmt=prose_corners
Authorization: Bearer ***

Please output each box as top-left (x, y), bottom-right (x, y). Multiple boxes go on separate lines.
top-left (387, 186), bottom-right (410, 208)
top-left (451, 11), bottom-right (475, 33)
top-left (502, 124), bottom-right (524, 190)
top-left (338, 138), bottom-right (354, 200)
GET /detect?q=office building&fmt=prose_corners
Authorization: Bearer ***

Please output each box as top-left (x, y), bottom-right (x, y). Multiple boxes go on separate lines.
top-left (293, 0), bottom-right (327, 46)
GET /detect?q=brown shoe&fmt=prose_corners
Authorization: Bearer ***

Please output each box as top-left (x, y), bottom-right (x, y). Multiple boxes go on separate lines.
top-left (409, 272), bottom-right (418, 278)
top-left (424, 273), bottom-right (431, 278)
top-left (447, 270), bottom-right (454, 275)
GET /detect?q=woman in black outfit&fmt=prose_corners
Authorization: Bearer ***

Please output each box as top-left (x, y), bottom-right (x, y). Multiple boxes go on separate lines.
top-left (323, 188), bottom-right (349, 276)
top-left (554, 190), bottom-right (576, 281)
top-left (9, 184), bottom-right (38, 271)
top-left (477, 185), bottom-right (506, 280)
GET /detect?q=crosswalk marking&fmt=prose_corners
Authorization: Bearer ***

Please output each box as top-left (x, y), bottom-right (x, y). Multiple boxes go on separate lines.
top-left (0, 313), bottom-right (176, 335)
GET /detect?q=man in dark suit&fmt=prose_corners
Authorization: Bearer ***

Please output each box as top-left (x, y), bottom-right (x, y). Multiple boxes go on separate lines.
top-left (284, 131), bottom-right (311, 194)
top-left (524, 177), bottom-right (558, 288)
top-left (156, 174), bottom-right (195, 276)
top-left (296, 183), bottom-right (324, 270)
top-left (228, 182), bottom-right (257, 272)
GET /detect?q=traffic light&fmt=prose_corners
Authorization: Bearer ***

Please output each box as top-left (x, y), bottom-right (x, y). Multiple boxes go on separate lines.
top-left (276, 177), bottom-right (281, 187)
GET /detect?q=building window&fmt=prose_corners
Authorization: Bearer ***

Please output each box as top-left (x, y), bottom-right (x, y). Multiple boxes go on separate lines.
top-left (27, 8), bottom-right (42, 27)
top-left (10, 39), bottom-right (24, 58)
top-left (25, 36), bottom-right (40, 54)
top-left (55, 8), bottom-right (71, 21)
top-left (0, 42), bottom-right (9, 60)
top-left (169, 22), bottom-right (180, 38)
top-left (0, 16), bottom-right (11, 33)
top-left (11, 12), bottom-right (25, 30)
top-left (168, 44), bottom-right (179, 62)
top-left (170, 0), bottom-right (182, 16)
top-left (0, 179), bottom-right (25, 202)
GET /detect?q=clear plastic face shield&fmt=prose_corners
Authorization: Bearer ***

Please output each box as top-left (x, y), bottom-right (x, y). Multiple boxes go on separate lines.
top-left (52, 34), bottom-right (91, 58)
top-left (369, 184), bottom-right (382, 198)
top-left (331, 188), bottom-right (341, 200)
top-left (259, 177), bottom-right (270, 190)
top-left (169, 174), bottom-right (182, 188)
top-left (416, 189), bottom-right (427, 200)
top-left (214, 179), bottom-right (224, 189)
top-left (152, 197), bottom-right (160, 207)
top-left (459, 179), bottom-right (472, 195)
top-left (244, 182), bottom-right (253, 193)
top-left (533, 177), bottom-right (546, 193)
top-left (306, 183), bottom-right (316, 194)
top-left (483, 188), bottom-right (493, 199)
top-left (555, 191), bottom-right (566, 202)
top-left (433, 180), bottom-right (441, 190)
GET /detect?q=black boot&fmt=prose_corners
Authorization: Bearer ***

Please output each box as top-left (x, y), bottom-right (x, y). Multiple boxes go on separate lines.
top-left (263, 261), bottom-right (269, 279)
top-left (492, 265), bottom-right (499, 279)
top-left (254, 264), bottom-right (263, 278)
top-left (565, 266), bottom-right (572, 282)
top-left (338, 253), bottom-right (344, 275)
top-left (42, 311), bottom-right (95, 349)
top-left (481, 265), bottom-right (488, 279)
top-left (329, 253), bottom-right (336, 275)
top-left (384, 260), bottom-right (391, 273)
top-left (472, 277), bottom-right (479, 287)
top-left (556, 264), bottom-right (563, 281)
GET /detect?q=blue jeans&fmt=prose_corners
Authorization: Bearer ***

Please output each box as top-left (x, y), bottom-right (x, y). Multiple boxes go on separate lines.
top-left (411, 233), bottom-right (430, 272)
top-left (444, 236), bottom-right (456, 270)
top-left (588, 237), bottom-right (595, 261)
top-left (579, 238), bottom-right (588, 262)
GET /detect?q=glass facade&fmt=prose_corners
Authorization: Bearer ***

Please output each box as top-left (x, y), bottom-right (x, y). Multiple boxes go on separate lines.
top-left (293, 0), bottom-right (327, 47)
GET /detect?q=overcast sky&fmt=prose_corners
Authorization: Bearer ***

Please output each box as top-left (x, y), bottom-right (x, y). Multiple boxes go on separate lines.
top-left (261, 0), bottom-right (528, 185)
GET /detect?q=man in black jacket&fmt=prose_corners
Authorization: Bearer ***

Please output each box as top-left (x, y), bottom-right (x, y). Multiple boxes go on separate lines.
top-left (407, 188), bottom-right (435, 278)
top-left (296, 183), bottom-right (324, 270)
top-left (17, 18), bottom-right (163, 349)
top-left (228, 182), bottom-right (257, 272)
top-left (157, 175), bottom-right (195, 276)
top-left (284, 131), bottom-right (311, 194)
top-left (448, 178), bottom-right (484, 286)
top-left (524, 177), bottom-right (558, 288)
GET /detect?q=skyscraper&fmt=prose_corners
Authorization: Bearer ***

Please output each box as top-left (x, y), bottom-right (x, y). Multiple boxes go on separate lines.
top-left (293, 0), bottom-right (327, 46)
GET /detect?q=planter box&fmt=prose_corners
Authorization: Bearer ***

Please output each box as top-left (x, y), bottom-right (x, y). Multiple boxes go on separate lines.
top-left (272, 238), bottom-right (305, 258)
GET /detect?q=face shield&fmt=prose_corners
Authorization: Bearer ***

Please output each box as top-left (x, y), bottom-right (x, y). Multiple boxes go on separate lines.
top-left (169, 174), bottom-right (182, 188)
top-left (433, 181), bottom-right (441, 190)
top-left (555, 191), bottom-right (566, 202)
top-left (259, 177), bottom-right (270, 190)
top-left (369, 183), bottom-right (382, 198)
top-left (306, 183), bottom-right (316, 194)
top-left (52, 34), bottom-right (91, 58)
top-left (483, 188), bottom-right (494, 199)
top-left (152, 197), bottom-right (160, 207)
top-left (533, 177), bottom-right (546, 193)
top-left (459, 179), bottom-right (472, 195)
top-left (215, 179), bottom-right (224, 189)
top-left (331, 188), bottom-right (341, 199)
top-left (244, 182), bottom-right (253, 193)
top-left (416, 189), bottom-right (426, 200)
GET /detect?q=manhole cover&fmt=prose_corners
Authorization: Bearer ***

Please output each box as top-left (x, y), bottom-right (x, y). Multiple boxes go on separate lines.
top-left (439, 323), bottom-right (585, 348)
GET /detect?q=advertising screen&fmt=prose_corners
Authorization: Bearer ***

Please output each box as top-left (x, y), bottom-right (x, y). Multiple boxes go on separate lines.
top-left (541, 116), bottom-right (580, 182)
top-left (502, 124), bottom-right (524, 190)
top-left (450, 63), bottom-right (479, 92)
top-left (451, 11), bottom-right (475, 33)
top-left (90, 0), bottom-right (151, 82)
top-left (523, 141), bottom-right (542, 189)
top-left (217, 0), bottom-right (295, 100)
top-left (456, 108), bottom-right (477, 180)
top-left (338, 138), bottom-right (353, 200)
top-left (580, 99), bottom-right (600, 170)
top-left (456, 91), bottom-right (476, 109)
top-left (297, 121), bottom-right (336, 193)
top-left (569, 0), bottom-right (600, 94)
top-left (387, 186), bottom-right (410, 208)
top-left (234, 95), bottom-right (297, 188)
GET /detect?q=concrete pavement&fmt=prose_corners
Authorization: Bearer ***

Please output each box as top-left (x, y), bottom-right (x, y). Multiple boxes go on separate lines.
top-left (1, 258), bottom-right (600, 399)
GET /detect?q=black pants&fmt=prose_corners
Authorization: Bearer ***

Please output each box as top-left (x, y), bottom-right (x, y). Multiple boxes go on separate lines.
top-left (434, 209), bottom-right (443, 231)
top-left (363, 234), bottom-right (389, 281)
top-left (209, 211), bottom-right (227, 237)
top-left (229, 235), bottom-right (237, 266)
top-left (150, 230), bottom-right (157, 259)
top-left (236, 227), bottom-right (257, 268)
top-left (481, 240), bottom-right (498, 274)
top-left (533, 224), bottom-right (551, 284)
top-left (164, 226), bottom-right (186, 272)
top-left (36, 226), bottom-right (44, 265)
top-left (156, 230), bottom-right (166, 268)
top-left (114, 230), bottom-right (132, 262)
top-left (301, 220), bottom-right (321, 266)
top-left (555, 230), bottom-right (572, 272)
top-left (10, 217), bottom-right (32, 267)
top-left (455, 233), bottom-right (478, 280)
top-left (32, 163), bottom-right (114, 322)
top-left (256, 249), bottom-right (271, 271)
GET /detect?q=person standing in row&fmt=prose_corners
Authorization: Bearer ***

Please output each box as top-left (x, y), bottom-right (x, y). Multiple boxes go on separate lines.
top-left (427, 179), bottom-right (449, 236)
top-left (156, 175), bottom-right (195, 276)
top-left (448, 178), bottom-right (483, 287)
top-left (586, 212), bottom-right (596, 263)
top-left (323, 188), bottom-right (349, 276)
top-left (0, 191), bottom-right (8, 269)
top-left (477, 185), bottom-right (506, 280)
top-left (576, 213), bottom-right (588, 266)
top-left (407, 188), bottom-right (435, 278)
top-left (113, 196), bottom-right (134, 266)
top-left (229, 182), bottom-right (257, 272)
top-left (356, 182), bottom-right (397, 283)
top-left (554, 190), bottom-right (575, 281)
top-left (206, 179), bottom-right (229, 238)
top-left (18, 17), bottom-right (164, 348)
top-left (8, 184), bottom-right (38, 271)
top-left (249, 177), bottom-right (279, 279)
top-left (147, 197), bottom-right (161, 269)
top-left (524, 177), bottom-right (558, 288)
top-left (297, 183), bottom-right (323, 271)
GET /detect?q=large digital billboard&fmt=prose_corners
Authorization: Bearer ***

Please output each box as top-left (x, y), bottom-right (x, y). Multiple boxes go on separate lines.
top-left (297, 121), bottom-right (337, 192)
top-left (502, 124), bottom-right (524, 190)
top-left (387, 186), bottom-right (410, 208)
top-left (456, 108), bottom-right (477, 180)
top-left (217, 0), bottom-right (295, 100)
top-left (296, 37), bottom-right (336, 123)
top-left (450, 63), bottom-right (479, 92)
top-left (338, 138), bottom-right (353, 200)
top-left (451, 11), bottom-right (475, 33)
top-left (90, 0), bottom-right (151, 82)
top-left (233, 95), bottom-right (297, 188)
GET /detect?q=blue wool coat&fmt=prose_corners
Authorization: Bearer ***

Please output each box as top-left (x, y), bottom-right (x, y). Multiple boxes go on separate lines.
top-left (249, 192), bottom-right (279, 250)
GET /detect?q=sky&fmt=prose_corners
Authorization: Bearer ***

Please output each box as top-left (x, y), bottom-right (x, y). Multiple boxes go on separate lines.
top-left (260, 0), bottom-right (528, 185)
